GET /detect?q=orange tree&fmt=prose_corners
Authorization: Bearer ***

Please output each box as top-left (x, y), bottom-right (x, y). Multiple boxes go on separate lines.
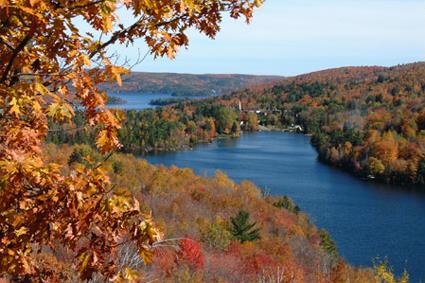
top-left (0, 0), bottom-right (262, 281)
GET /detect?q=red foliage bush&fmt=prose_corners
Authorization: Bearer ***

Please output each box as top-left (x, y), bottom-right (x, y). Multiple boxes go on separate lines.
top-left (243, 253), bottom-right (276, 274)
top-left (176, 238), bottom-right (205, 270)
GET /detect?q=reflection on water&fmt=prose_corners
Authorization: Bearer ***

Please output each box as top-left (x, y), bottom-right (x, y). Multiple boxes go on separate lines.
top-left (145, 132), bottom-right (425, 282)
top-left (218, 137), bottom-right (240, 148)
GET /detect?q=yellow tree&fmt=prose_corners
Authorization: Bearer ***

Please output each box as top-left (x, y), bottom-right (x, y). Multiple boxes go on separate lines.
top-left (0, 0), bottom-right (262, 281)
top-left (372, 131), bottom-right (399, 164)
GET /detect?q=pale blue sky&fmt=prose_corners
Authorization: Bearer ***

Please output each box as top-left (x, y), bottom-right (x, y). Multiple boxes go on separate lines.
top-left (110, 0), bottom-right (425, 76)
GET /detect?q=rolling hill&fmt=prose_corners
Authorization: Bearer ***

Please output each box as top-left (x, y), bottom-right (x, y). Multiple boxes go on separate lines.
top-left (101, 72), bottom-right (282, 96)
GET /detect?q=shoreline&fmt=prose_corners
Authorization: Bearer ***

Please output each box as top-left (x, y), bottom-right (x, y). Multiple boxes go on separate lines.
top-left (133, 126), bottom-right (423, 188)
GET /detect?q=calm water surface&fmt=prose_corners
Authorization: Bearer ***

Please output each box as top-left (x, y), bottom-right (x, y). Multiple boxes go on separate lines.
top-left (145, 132), bottom-right (425, 282)
top-left (107, 92), bottom-right (175, 110)
top-left (107, 92), bottom-right (209, 110)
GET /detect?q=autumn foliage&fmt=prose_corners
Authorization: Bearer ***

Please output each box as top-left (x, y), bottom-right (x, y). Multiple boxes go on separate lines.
top-left (229, 63), bottom-right (425, 186)
top-left (50, 63), bottom-right (425, 186)
top-left (40, 145), bottom-right (382, 282)
top-left (176, 238), bottom-right (205, 270)
top-left (0, 0), bottom-right (262, 280)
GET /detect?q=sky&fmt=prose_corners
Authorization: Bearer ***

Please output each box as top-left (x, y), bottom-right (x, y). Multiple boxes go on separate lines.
top-left (109, 0), bottom-right (425, 76)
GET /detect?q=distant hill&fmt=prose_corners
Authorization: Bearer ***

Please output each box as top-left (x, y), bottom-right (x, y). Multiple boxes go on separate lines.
top-left (225, 62), bottom-right (425, 186)
top-left (101, 72), bottom-right (282, 96)
top-left (50, 62), bottom-right (425, 186)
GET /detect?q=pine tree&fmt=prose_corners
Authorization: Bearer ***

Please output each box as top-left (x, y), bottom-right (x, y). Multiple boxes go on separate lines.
top-left (230, 210), bottom-right (261, 243)
top-left (319, 229), bottom-right (338, 259)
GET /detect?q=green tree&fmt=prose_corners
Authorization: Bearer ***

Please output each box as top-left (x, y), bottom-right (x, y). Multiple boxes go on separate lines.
top-left (266, 113), bottom-right (279, 126)
top-left (67, 144), bottom-right (94, 166)
top-left (216, 107), bottom-right (238, 134)
top-left (112, 160), bottom-right (124, 174)
top-left (273, 196), bottom-right (300, 214)
top-left (319, 229), bottom-right (338, 259)
top-left (374, 259), bottom-right (409, 283)
top-left (417, 159), bottom-right (425, 184)
top-left (245, 112), bottom-right (259, 131)
top-left (201, 222), bottom-right (233, 250)
top-left (230, 210), bottom-right (261, 243)
top-left (369, 157), bottom-right (386, 176)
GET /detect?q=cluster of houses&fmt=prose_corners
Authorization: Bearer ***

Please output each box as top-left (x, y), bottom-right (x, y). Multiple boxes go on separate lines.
top-left (237, 99), bottom-right (282, 115)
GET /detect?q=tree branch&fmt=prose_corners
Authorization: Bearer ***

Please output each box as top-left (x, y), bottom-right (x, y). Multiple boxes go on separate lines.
top-left (0, 30), bottom-right (34, 84)
top-left (0, 37), bottom-right (14, 51)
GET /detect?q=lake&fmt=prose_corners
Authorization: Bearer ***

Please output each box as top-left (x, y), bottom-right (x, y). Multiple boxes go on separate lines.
top-left (107, 92), bottom-right (175, 110)
top-left (145, 132), bottom-right (425, 282)
top-left (107, 92), bottom-right (210, 110)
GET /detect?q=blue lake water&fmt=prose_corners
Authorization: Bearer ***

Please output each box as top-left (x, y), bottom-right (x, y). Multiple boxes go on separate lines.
top-left (145, 132), bottom-right (425, 282)
top-left (107, 92), bottom-right (210, 110)
top-left (107, 92), bottom-right (175, 110)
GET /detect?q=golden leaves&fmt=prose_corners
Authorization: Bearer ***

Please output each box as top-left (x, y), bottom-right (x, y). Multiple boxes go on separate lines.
top-left (96, 128), bottom-right (121, 153)
top-left (112, 267), bottom-right (141, 283)
top-left (107, 191), bottom-right (135, 214)
top-left (0, 0), bottom-right (8, 8)
top-left (14, 226), bottom-right (28, 237)
top-left (253, 0), bottom-right (265, 9)
top-left (105, 65), bottom-right (128, 87)
top-left (8, 97), bottom-right (20, 116)
top-left (28, 0), bottom-right (40, 7)
top-left (46, 102), bottom-right (74, 122)
top-left (78, 54), bottom-right (92, 67)
top-left (0, 0), bottom-right (261, 280)
top-left (374, 261), bottom-right (409, 283)
top-left (77, 251), bottom-right (95, 279)
top-left (139, 248), bottom-right (154, 265)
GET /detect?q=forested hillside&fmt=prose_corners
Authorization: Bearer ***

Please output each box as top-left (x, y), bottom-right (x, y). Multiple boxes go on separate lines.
top-left (230, 63), bottom-right (425, 186)
top-left (100, 72), bottom-right (281, 96)
top-left (49, 63), bottom-right (425, 186)
top-left (39, 144), bottom-right (401, 282)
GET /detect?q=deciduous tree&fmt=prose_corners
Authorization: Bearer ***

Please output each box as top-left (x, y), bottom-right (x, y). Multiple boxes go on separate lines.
top-left (0, 0), bottom-right (262, 280)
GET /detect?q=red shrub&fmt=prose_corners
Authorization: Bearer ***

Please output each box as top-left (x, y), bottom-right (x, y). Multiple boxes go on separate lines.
top-left (226, 241), bottom-right (242, 255)
top-left (243, 253), bottom-right (276, 274)
top-left (176, 238), bottom-right (205, 270)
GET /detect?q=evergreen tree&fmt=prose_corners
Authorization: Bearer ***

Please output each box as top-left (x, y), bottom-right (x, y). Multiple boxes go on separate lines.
top-left (273, 196), bottom-right (300, 214)
top-left (417, 159), bottom-right (425, 185)
top-left (67, 144), bottom-right (94, 166)
top-left (230, 210), bottom-right (261, 243)
top-left (319, 229), bottom-right (338, 259)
